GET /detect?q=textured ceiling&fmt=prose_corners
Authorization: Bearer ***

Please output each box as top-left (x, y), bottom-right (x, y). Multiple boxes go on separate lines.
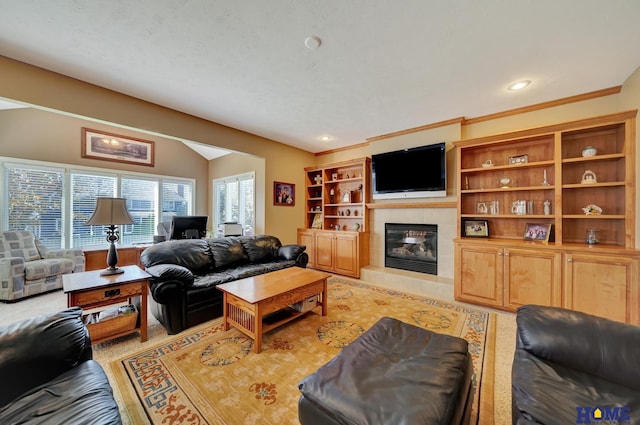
top-left (1, 1), bottom-right (640, 154)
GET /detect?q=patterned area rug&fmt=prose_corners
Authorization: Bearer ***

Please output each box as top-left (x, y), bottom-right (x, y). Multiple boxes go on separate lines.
top-left (110, 277), bottom-right (495, 425)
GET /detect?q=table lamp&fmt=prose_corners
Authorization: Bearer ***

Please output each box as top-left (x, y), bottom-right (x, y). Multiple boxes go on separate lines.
top-left (86, 197), bottom-right (136, 275)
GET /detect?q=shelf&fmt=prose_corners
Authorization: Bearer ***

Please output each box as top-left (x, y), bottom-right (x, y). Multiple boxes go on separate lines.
top-left (462, 185), bottom-right (554, 193)
top-left (325, 215), bottom-right (362, 219)
top-left (561, 153), bottom-right (625, 163)
top-left (455, 111), bottom-right (635, 248)
top-left (562, 182), bottom-right (625, 189)
top-left (563, 215), bottom-right (625, 219)
top-left (461, 159), bottom-right (554, 173)
top-left (325, 177), bottom-right (363, 183)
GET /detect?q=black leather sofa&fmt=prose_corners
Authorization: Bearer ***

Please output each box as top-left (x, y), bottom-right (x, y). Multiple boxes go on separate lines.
top-left (140, 235), bottom-right (308, 334)
top-left (0, 307), bottom-right (121, 424)
top-left (512, 305), bottom-right (640, 425)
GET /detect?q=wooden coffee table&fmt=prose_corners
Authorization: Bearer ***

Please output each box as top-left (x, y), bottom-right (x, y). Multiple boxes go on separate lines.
top-left (217, 267), bottom-right (332, 353)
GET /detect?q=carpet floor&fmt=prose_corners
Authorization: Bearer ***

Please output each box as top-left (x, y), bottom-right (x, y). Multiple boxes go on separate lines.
top-left (0, 275), bottom-right (516, 424)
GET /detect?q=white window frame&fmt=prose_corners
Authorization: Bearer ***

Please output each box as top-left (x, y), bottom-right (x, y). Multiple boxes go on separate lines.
top-left (212, 171), bottom-right (255, 236)
top-left (0, 156), bottom-right (196, 249)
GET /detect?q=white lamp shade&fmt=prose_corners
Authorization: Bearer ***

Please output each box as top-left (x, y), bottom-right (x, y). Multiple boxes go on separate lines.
top-left (86, 197), bottom-right (136, 225)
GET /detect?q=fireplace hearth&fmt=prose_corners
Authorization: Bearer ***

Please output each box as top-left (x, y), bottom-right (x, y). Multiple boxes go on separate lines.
top-left (385, 223), bottom-right (437, 275)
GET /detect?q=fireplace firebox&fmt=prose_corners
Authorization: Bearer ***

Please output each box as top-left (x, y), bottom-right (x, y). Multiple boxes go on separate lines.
top-left (385, 223), bottom-right (437, 275)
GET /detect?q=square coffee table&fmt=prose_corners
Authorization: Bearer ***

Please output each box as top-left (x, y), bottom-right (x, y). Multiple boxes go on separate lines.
top-left (217, 267), bottom-right (332, 353)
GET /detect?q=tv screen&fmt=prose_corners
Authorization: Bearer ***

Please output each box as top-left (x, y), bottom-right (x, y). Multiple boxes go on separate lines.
top-left (170, 216), bottom-right (208, 239)
top-left (372, 142), bottom-right (446, 199)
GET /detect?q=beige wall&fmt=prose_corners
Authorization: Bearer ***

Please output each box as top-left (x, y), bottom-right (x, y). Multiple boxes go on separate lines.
top-left (0, 56), bottom-right (316, 244)
top-left (0, 109), bottom-right (209, 212)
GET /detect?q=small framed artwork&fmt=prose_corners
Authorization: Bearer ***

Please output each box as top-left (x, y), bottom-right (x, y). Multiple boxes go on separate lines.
top-left (523, 223), bottom-right (554, 243)
top-left (509, 154), bottom-right (528, 165)
top-left (463, 220), bottom-right (489, 238)
top-left (82, 128), bottom-right (154, 167)
top-left (274, 181), bottom-right (295, 206)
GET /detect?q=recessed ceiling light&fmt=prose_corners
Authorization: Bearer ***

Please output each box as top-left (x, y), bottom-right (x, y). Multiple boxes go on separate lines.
top-left (304, 36), bottom-right (322, 50)
top-left (320, 135), bottom-right (332, 141)
top-left (508, 80), bottom-right (531, 91)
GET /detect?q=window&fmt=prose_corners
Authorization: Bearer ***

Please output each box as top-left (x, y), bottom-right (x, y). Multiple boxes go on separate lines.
top-left (1, 157), bottom-right (195, 249)
top-left (213, 172), bottom-right (254, 236)
top-left (6, 164), bottom-right (64, 250)
top-left (70, 173), bottom-right (116, 248)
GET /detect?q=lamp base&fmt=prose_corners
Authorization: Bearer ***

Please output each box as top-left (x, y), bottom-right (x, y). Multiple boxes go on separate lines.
top-left (100, 267), bottom-right (125, 276)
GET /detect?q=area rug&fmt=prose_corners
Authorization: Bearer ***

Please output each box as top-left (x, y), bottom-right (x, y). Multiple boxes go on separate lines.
top-left (110, 277), bottom-right (496, 425)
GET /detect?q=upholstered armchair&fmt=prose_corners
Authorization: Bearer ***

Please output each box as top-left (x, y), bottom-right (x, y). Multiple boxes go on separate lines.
top-left (0, 231), bottom-right (85, 302)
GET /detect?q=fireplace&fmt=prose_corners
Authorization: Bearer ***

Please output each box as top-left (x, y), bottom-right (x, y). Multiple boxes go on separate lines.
top-left (385, 223), bottom-right (437, 275)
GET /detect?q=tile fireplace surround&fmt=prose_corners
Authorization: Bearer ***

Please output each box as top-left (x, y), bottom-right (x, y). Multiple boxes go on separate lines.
top-left (362, 206), bottom-right (457, 300)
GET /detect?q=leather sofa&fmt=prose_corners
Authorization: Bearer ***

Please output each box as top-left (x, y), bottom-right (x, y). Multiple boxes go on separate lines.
top-left (0, 230), bottom-right (85, 302)
top-left (0, 307), bottom-right (121, 424)
top-left (512, 305), bottom-right (640, 424)
top-left (140, 235), bottom-right (308, 334)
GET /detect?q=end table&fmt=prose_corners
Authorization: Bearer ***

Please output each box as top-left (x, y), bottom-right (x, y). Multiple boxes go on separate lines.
top-left (63, 265), bottom-right (151, 344)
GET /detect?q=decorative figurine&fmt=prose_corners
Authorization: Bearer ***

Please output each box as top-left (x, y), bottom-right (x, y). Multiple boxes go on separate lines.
top-left (314, 174), bottom-right (322, 185)
top-left (542, 169), bottom-right (550, 186)
top-left (499, 177), bottom-right (512, 188)
top-left (582, 204), bottom-right (603, 215)
top-left (581, 170), bottom-right (597, 184)
top-left (544, 200), bottom-right (551, 216)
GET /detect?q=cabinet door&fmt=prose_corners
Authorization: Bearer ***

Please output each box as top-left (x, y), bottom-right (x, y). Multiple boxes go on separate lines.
top-left (564, 253), bottom-right (639, 324)
top-left (314, 232), bottom-right (335, 271)
top-left (334, 233), bottom-right (358, 277)
top-left (297, 230), bottom-right (316, 268)
top-left (454, 243), bottom-right (503, 307)
top-left (504, 248), bottom-right (562, 310)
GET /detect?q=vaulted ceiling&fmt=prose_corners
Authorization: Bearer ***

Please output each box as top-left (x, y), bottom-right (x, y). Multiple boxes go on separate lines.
top-left (1, 1), bottom-right (639, 153)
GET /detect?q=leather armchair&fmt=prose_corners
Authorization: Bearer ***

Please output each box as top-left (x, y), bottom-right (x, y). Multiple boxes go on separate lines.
top-left (512, 305), bottom-right (640, 424)
top-left (0, 307), bottom-right (121, 424)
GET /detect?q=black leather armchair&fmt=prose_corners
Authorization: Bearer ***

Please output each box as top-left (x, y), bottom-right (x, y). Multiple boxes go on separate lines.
top-left (512, 305), bottom-right (640, 424)
top-left (0, 307), bottom-right (121, 424)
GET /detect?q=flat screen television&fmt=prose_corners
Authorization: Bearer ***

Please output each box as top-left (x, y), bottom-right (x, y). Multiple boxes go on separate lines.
top-left (170, 216), bottom-right (208, 239)
top-left (372, 142), bottom-right (446, 199)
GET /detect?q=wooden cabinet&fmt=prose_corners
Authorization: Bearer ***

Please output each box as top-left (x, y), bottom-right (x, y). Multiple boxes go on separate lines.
top-left (455, 242), bottom-right (503, 307)
top-left (297, 229), bottom-right (369, 278)
top-left (564, 251), bottom-right (639, 324)
top-left (300, 157), bottom-right (371, 278)
top-left (455, 240), bottom-right (562, 310)
top-left (297, 229), bottom-right (316, 269)
top-left (454, 110), bottom-right (640, 323)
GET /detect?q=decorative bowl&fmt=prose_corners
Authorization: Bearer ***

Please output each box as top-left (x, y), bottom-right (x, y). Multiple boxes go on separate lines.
top-left (582, 146), bottom-right (597, 157)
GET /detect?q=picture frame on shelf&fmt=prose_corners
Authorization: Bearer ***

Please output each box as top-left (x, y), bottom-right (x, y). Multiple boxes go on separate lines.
top-left (311, 213), bottom-right (322, 229)
top-left (463, 220), bottom-right (489, 238)
top-left (509, 154), bottom-right (528, 165)
top-left (81, 128), bottom-right (154, 167)
top-left (523, 223), bottom-right (554, 244)
top-left (274, 181), bottom-right (295, 206)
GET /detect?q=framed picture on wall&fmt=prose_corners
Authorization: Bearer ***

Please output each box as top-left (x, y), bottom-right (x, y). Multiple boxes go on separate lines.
top-left (274, 181), bottom-right (295, 206)
top-left (82, 128), bottom-right (155, 167)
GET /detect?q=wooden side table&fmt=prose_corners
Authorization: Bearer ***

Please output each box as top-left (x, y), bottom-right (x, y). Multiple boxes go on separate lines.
top-left (63, 265), bottom-right (151, 344)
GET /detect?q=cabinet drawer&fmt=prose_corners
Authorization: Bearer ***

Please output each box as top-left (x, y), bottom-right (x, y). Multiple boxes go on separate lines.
top-left (72, 282), bottom-right (143, 306)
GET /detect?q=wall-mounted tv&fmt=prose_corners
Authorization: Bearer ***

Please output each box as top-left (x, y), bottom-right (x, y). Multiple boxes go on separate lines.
top-left (372, 142), bottom-right (446, 199)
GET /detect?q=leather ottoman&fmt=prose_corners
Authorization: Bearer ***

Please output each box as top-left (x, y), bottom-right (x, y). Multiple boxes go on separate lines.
top-left (298, 316), bottom-right (473, 425)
